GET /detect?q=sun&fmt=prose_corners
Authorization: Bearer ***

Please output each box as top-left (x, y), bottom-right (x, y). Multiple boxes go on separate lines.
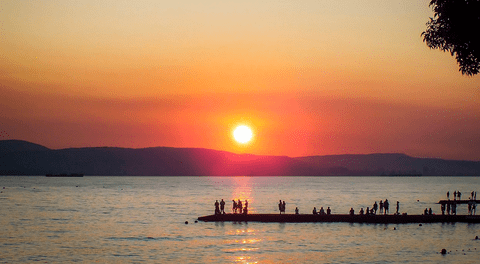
top-left (233, 125), bottom-right (253, 144)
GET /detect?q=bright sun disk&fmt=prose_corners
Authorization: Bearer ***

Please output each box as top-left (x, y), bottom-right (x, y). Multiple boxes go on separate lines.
top-left (233, 125), bottom-right (253, 144)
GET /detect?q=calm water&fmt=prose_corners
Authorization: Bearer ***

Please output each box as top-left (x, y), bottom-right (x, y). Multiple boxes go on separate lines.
top-left (1, 176), bottom-right (480, 263)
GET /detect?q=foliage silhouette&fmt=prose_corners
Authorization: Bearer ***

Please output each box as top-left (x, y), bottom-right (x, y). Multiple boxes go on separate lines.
top-left (422, 0), bottom-right (480, 76)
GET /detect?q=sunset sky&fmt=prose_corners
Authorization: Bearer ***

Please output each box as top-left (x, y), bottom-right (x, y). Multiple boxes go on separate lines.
top-left (1, 0), bottom-right (480, 161)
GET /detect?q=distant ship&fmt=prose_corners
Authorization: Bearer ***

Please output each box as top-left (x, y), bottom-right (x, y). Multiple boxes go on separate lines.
top-left (46, 173), bottom-right (84, 177)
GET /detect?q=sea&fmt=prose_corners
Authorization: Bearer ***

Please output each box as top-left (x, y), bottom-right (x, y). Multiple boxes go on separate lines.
top-left (1, 176), bottom-right (479, 263)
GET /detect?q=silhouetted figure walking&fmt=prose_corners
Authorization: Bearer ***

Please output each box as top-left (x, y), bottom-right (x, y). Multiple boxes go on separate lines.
top-left (220, 199), bottom-right (225, 214)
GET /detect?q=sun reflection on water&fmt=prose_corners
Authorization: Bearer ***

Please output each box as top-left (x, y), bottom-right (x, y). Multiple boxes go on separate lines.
top-left (231, 177), bottom-right (255, 213)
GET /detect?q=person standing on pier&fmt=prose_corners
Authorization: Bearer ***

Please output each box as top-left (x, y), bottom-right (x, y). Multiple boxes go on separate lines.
top-left (349, 208), bottom-right (354, 216)
top-left (396, 201), bottom-right (399, 215)
top-left (379, 200), bottom-right (384, 214)
top-left (447, 191), bottom-right (450, 200)
top-left (384, 199), bottom-right (389, 215)
top-left (215, 200), bottom-right (220, 215)
top-left (453, 191), bottom-right (457, 200)
top-left (233, 200), bottom-right (237, 214)
top-left (279, 200), bottom-right (283, 214)
top-left (428, 208), bottom-right (432, 215)
top-left (220, 199), bottom-right (225, 214)
top-left (458, 191), bottom-right (461, 200)
top-left (327, 207), bottom-right (331, 215)
top-left (237, 199), bottom-right (243, 214)
top-left (373, 201), bottom-right (378, 215)
top-left (313, 207), bottom-right (317, 215)
top-left (282, 201), bottom-right (286, 214)
top-left (295, 207), bottom-right (299, 214)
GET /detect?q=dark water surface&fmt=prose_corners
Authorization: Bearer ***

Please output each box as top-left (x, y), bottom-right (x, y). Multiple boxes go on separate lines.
top-left (1, 176), bottom-right (479, 263)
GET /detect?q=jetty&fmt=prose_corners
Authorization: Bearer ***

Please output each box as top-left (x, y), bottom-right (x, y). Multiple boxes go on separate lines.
top-left (437, 199), bottom-right (479, 205)
top-left (198, 213), bottom-right (480, 223)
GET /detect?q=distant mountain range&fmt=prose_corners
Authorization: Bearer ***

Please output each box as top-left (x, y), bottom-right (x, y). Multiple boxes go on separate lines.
top-left (1, 140), bottom-right (480, 176)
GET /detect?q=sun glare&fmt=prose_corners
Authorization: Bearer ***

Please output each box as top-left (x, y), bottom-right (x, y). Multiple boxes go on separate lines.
top-left (233, 125), bottom-right (253, 144)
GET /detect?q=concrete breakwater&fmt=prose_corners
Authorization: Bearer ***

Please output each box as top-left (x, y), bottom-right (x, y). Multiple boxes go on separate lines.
top-left (198, 213), bottom-right (480, 223)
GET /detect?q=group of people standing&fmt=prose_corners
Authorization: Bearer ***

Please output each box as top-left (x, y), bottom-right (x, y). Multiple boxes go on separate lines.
top-left (214, 199), bottom-right (249, 215)
top-left (232, 199), bottom-right (248, 214)
top-left (446, 190), bottom-right (477, 201)
top-left (348, 199), bottom-right (398, 216)
top-left (440, 202), bottom-right (455, 215)
top-left (446, 190), bottom-right (463, 200)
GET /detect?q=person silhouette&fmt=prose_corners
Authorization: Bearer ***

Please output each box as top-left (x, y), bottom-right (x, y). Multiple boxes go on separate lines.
top-left (220, 199), bottom-right (225, 214)
top-left (214, 200), bottom-right (220, 215)
top-left (237, 199), bottom-right (243, 214)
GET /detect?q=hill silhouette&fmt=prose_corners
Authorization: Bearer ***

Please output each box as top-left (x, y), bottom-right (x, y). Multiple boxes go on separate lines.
top-left (1, 140), bottom-right (479, 176)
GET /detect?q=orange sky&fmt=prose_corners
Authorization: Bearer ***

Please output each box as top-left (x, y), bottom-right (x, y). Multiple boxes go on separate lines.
top-left (1, 0), bottom-right (480, 161)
